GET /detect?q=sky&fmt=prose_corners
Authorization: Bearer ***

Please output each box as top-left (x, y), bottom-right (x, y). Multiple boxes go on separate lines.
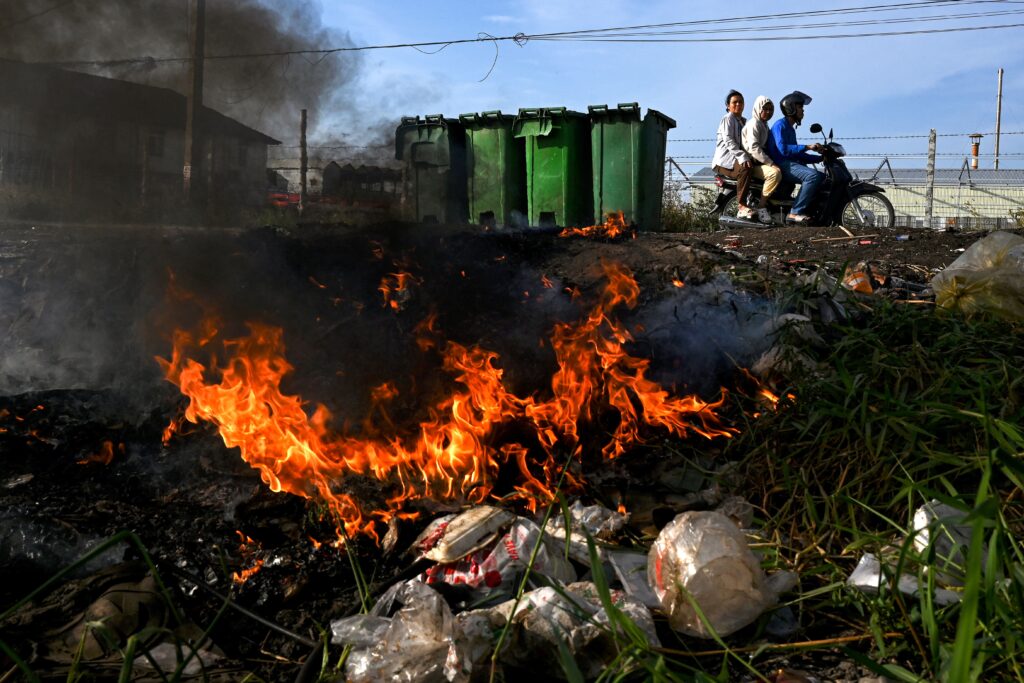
top-left (317, 0), bottom-right (1024, 170)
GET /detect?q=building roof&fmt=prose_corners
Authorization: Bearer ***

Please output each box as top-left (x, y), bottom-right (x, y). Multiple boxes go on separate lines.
top-left (687, 165), bottom-right (1024, 186)
top-left (0, 58), bottom-right (279, 145)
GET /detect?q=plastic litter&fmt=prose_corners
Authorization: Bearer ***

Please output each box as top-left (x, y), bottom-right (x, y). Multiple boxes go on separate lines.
top-left (421, 517), bottom-right (576, 600)
top-left (499, 582), bottom-right (660, 679)
top-left (333, 579), bottom-right (659, 682)
top-left (544, 499), bottom-right (628, 563)
top-left (846, 552), bottom-right (960, 607)
top-left (841, 261), bottom-right (886, 294)
top-left (912, 500), bottom-right (980, 587)
top-left (411, 505), bottom-right (517, 563)
top-left (931, 230), bottom-right (1024, 320)
top-left (606, 549), bottom-right (661, 608)
top-left (133, 642), bottom-right (223, 677)
top-left (331, 580), bottom-right (476, 683)
top-left (648, 510), bottom-right (796, 638)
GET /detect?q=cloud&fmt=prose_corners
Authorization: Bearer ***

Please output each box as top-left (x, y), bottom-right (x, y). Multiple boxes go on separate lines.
top-left (483, 15), bottom-right (519, 24)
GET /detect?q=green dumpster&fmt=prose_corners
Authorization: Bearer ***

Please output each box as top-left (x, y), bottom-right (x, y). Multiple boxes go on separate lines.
top-left (458, 111), bottom-right (527, 229)
top-left (394, 115), bottom-right (467, 223)
top-left (512, 107), bottom-right (592, 228)
top-left (588, 103), bottom-right (677, 229)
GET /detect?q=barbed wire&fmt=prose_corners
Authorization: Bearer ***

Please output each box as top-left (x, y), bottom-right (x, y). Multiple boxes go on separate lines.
top-left (666, 153), bottom-right (1024, 159)
top-left (668, 130), bottom-right (1024, 142)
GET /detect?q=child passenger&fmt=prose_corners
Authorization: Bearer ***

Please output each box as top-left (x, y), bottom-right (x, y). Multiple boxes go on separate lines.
top-left (741, 96), bottom-right (782, 225)
top-left (711, 90), bottom-right (754, 220)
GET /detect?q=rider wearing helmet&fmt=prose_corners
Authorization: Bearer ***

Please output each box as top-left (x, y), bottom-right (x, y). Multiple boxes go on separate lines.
top-left (766, 91), bottom-right (826, 224)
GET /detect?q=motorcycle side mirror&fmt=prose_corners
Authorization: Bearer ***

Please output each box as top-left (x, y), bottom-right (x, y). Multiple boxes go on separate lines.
top-left (809, 123), bottom-right (822, 134)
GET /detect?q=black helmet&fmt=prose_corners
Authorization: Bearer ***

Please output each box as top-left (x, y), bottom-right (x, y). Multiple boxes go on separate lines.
top-left (780, 91), bottom-right (812, 117)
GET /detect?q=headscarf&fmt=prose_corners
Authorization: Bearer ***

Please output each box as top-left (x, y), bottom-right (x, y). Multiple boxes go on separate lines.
top-left (752, 96), bottom-right (773, 120)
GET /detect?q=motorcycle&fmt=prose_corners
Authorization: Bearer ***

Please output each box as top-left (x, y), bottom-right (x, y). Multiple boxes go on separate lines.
top-left (711, 123), bottom-right (895, 229)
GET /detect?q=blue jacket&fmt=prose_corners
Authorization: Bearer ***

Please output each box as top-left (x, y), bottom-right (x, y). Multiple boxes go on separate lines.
top-left (767, 118), bottom-right (821, 166)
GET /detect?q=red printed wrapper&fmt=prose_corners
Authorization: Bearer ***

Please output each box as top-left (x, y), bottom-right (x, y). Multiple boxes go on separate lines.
top-left (423, 519), bottom-right (575, 597)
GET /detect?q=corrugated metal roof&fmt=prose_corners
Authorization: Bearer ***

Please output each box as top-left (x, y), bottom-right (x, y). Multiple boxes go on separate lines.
top-left (686, 166), bottom-right (1024, 186)
top-left (0, 58), bottom-right (280, 145)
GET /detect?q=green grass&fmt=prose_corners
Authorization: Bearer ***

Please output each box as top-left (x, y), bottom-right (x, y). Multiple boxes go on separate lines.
top-left (729, 300), bottom-right (1024, 681)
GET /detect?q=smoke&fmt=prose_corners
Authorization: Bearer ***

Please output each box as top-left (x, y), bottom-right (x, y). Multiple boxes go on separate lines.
top-left (0, 0), bottom-right (362, 143)
top-left (631, 276), bottom-right (781, 397)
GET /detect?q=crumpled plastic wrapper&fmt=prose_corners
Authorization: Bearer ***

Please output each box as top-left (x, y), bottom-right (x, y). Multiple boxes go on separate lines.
top-left (648, 510), bottom-right (796, 638)
top-left (331, 580), bottom-right (478, 683)
top-left (332, 579), bottom-right (659, 682)
top-left (912, 500), bottom-right (982, 587)
top-left (931, 231), bottom-right (1024, 321)
top-left (422, 518), bottom-right (576, 600)
top-left (544, 499), bottom-right (629, 563)
top-left (498, 581), bottom-right (660, 680)
top-left (846, 552), bottom-right (960, 607)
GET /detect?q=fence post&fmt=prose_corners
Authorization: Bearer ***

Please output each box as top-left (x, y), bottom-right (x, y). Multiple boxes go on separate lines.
top-left (925, 129), bottom-right (936, 229)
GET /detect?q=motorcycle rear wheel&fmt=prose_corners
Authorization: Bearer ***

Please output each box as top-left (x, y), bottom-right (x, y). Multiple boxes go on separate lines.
top-left (842, 193), bottom-right (895, 229)
top-left (721, 196), bottom-right (739, 218)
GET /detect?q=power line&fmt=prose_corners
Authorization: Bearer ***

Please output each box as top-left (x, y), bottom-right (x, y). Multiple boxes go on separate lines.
top-left (527, 0), bottom-right (1006, 38)
top-left (534, 7), bottom-right (1024, 39)
top-left (0, 0), bottom-right (77, 32)
top-left (25, 0), bottom-right (1022, 68)
top-left (535, 21), bottom-right (1024, 43)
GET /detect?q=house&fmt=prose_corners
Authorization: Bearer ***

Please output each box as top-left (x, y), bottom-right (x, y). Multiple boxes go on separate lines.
top-left (0, 59), bottom-right (279, 220)
top-left (265, 154), bottom-right (401, 210)
top-left (686, 165), bottom-right (1024, 229)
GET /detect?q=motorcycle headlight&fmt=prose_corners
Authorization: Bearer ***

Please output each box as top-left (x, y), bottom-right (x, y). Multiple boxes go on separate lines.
top-left (830, 143), bottom-right (847, 157)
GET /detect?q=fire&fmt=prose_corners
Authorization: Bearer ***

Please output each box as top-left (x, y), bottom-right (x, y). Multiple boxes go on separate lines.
top-left (672, 279), bottom-right (685, 288)
top-left (232, 559), bottom-right (264, 585)
top-left (77, 440), bottom-right (117, 466)
top-left (379, 270), bottom-right (421, 311)
top-left (159, 263), bottom-right (735, 539)
top-left (559, 211), bottom-right (633, 239)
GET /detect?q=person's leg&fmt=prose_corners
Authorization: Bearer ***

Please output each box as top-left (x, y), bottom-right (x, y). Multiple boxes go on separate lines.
top-left (714, 163), bottom-right (754, 217)
top-left (761, 165), bottom-right (781, 202)
top-left (751, 165), bottom-right (781, 223)
top-left (781, 162), bottom-right (823, 217)
top-left (750, 165), bottom-right (766, 207)
top-left (735, 162), bottom-right (751, 214)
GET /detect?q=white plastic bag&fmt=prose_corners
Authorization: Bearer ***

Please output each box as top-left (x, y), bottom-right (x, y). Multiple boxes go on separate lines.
top-left (931, 231), bottom-right (1024, 320)
top-left (648, 511), bottom-right (795, 638)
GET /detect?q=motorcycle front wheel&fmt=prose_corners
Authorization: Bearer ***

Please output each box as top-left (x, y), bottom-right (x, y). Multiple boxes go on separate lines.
top-left (842, 193), bottom-right (895, 229)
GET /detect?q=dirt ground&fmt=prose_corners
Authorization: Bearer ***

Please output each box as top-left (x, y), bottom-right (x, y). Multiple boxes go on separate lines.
top-left (677, 223), bottom-right (1007, 284)
top-left (0, 219), bottom-right (1017, 682)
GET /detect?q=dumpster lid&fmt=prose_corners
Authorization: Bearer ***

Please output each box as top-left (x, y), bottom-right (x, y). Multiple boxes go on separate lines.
top-left (395, 115), bottom-right (453, 160)
top-left (512, 107), bottom-right (586, 138)
top-left (645, 108), bottom-right (677, 129)
top-left (587, 103), bottom-right (641, 121)
top-left (458, 110), bottom-right (513, 125)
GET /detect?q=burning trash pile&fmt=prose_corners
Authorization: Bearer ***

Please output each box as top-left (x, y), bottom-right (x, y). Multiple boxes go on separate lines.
top-left (0, 224), bottom-right (811, 681)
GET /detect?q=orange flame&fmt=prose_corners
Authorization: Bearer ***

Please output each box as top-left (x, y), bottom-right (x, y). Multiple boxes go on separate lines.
top-left (77, 440), bottom-right (117, 466)
top-left (379, 270), bottom-right (421, 311)
top-left (159, 264), bottom-right (734, 539)
top-left (559, 211), bottom-right (633, 239)
top-left (232, 559), bottom-right (264, 585)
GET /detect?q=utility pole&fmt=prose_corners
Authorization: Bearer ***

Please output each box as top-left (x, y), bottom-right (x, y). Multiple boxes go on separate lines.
top-left (299, 109), bottom-right (308, 216)
top-left (183, 0), bottom-right (206, 201)
top-left (995, 67), bottom-right (1004, 170)
top-left (925, 129), bottom-right (936, 228)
